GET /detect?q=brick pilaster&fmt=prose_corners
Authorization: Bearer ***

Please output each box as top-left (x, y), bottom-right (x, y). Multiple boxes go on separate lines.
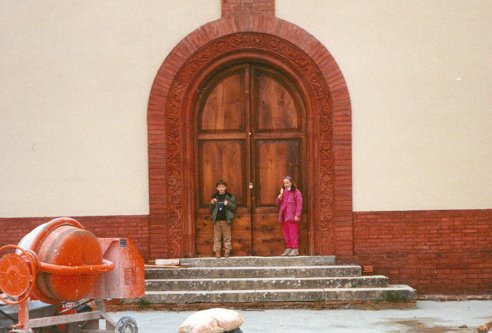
top-left (222, 0), bottom-right (275, 17)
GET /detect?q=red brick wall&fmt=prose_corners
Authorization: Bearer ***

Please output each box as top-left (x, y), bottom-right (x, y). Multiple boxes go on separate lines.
top-left (222, 0), bottom-right (275, 17)
top-left (0, 215), bottom-right (150, 259)
top-left (2, 210), bottom-right (492, 294)
top-left (354, 209), bottom-right (492, 294)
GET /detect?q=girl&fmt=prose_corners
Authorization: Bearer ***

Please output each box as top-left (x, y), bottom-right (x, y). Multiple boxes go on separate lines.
top-left (275, 176), bottom-right (303, 256)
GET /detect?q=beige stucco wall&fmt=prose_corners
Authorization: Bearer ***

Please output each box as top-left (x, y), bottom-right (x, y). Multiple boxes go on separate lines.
top-left (278, 0), bottom-right (492, 211)
top-left (1, 1), bottom-right (491, 217)
top-left (0, 1), bottom-right (220, 217)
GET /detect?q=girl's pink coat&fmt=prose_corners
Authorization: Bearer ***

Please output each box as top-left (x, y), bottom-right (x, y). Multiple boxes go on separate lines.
top-left (274, 189), bottom-right (303, 223)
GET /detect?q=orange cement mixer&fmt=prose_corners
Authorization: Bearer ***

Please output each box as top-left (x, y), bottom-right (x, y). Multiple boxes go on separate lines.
top-left (0, 217), bottom-right (144, 333)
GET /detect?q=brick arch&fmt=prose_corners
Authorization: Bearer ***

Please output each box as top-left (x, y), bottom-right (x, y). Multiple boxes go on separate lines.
top-left (147, 16), bottom-right (352, 261)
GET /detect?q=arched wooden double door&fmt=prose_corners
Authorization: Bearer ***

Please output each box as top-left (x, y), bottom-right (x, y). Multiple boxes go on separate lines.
top-left (195, 63), bottom-right (308, 256)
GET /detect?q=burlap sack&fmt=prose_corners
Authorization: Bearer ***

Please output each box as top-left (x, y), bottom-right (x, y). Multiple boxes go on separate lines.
top-left (178, 308), bottom-right (244, 333)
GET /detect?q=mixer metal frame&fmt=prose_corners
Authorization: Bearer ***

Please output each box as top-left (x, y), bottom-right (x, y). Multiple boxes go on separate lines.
top-left (1, 299), bottom-right (137, 333)
top-left (12, 299), bottom-right (115, 333)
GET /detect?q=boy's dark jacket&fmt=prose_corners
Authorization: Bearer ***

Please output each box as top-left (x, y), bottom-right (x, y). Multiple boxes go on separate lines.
top-left (209, 192), bottom-right (237, 224)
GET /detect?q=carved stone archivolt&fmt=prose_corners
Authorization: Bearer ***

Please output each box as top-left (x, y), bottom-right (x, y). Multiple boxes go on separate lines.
top-left (148, 20), bottom-right (351, 259)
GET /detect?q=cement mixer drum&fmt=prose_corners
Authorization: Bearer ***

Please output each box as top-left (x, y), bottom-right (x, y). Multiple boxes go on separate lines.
top-left (18, 217), bottom-right (108, 303)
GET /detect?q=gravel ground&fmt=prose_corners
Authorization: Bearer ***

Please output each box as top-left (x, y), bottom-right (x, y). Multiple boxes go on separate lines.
top-left (110, 300), bottom-right (492, 333)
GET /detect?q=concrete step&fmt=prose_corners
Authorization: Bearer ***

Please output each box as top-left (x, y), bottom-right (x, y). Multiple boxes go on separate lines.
top-left (145, 265), bottom-right (361, 279)
top-left (141, 285), bottom-right (416, 304)
top-left (146, 275), bottom-right (389, 291)
top-left (139, 256), bottom-right (417, 309)
top-left (177, 255), bottom-right (336, 267)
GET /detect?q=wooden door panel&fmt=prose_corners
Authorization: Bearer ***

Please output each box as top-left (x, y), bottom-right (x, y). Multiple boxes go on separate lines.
top-left (195, 215), bottom-right (214, 256)
top-left (253, 68), bottom-right (300, 131)
top-left (198, 140), bottom-right (246, 207)
top-left (254, 139), bottom-right (301, 207)
top-left (195, 63), bottom-right (307, 257)
top-left (251, 215), bottom-right (284, 256)
top-left (196, 138), bottom-right (251, 257)
top-left (251, 214), bottom-right (308, 256)
top-left (230, 211), bottom-right (252, 256)
top-left (298, 216), bottom-right (308, 255)
top-left (252, 139), bottom-right (303, 256)
top-left (200, 70), bottom-right (246, 131)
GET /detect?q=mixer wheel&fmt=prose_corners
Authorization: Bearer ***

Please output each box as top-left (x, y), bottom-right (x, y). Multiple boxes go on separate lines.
top-left (0, 245), bottom-right (36, 304)
top-left (115, 316), bottom-right (138, 333)
top-left (0, 253), bottom-right (30, 296)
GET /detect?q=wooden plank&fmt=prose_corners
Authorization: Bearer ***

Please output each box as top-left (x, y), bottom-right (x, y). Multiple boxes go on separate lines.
top-left (155, 259), bottom-right (180, 266)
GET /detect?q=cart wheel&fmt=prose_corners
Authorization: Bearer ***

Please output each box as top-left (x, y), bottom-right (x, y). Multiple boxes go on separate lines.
top-left (115, 316), bottom-right (138, 333)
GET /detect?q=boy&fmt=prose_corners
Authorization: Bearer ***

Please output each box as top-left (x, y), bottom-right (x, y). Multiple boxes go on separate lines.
top-left (209, 180), bottom-right (237, 258)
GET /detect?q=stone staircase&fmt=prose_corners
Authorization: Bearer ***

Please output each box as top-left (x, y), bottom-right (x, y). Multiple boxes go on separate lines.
top-left (140, 256), bottom-right (416, 309)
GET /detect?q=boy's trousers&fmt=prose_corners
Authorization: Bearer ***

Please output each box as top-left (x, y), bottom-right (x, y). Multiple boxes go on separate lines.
top-left (213, 220), bottom-right (232, 252)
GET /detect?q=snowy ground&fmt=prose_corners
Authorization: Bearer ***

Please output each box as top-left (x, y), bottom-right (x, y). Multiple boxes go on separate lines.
top-left (110, 300), bottom-right (492, 333)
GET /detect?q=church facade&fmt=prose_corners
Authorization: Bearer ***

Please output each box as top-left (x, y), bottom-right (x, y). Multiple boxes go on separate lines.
top-left (1, 0), bottom-right (491, 295)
